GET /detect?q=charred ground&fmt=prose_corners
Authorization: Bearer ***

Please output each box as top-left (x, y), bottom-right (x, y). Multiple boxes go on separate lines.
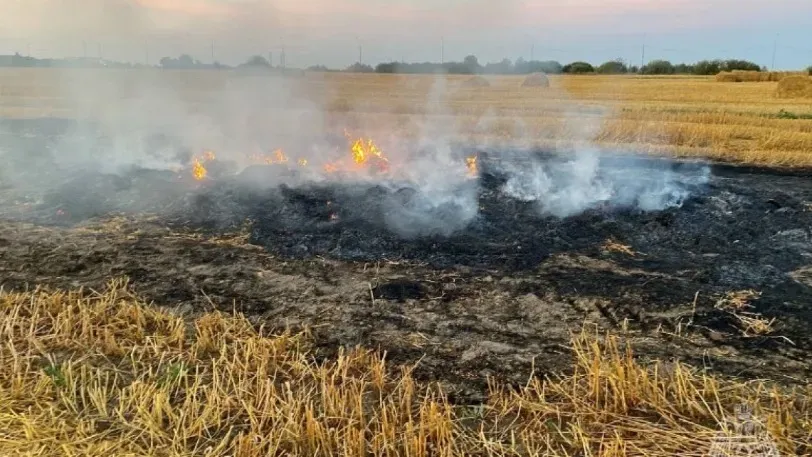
top-left (1, 117), bottom-right (811, 401)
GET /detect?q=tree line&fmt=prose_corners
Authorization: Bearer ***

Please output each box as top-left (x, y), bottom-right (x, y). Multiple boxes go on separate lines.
top-left (351, 56), bottom-right (774, 76)
top-left (2, 52), bottom-right (810, 76)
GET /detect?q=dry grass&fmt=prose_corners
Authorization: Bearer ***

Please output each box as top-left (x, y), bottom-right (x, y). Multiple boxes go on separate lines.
top-left (461, 75), bottom-right (491, 88)
top-left (775, 75), bottom-right (812, 99)
top-left (713, 290), bottom-right (783, 339)
top-left (0, 279), bottom-right (810, 456)
top-left (602, 237), bottom-right (637, 256)
top-left (714, 71), bottom-right (804, 83)
top-left (2, 68), bottom-right (812, 167)
top-left (521, 73), bottom-right (550, 88)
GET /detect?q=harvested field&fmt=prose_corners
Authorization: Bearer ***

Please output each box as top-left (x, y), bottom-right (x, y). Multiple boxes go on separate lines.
top-left (521, 72), bottom-right (550, 87)
top-left (0, 282), bottom-right (809, 456)
top-left (1, 68), bottom-right (812, 166)
top-left (1, 70), bottom-right (812, 455)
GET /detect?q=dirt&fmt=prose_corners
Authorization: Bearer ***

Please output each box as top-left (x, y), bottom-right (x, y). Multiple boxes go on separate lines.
top-left (1, 117), bottom-right (812, 402)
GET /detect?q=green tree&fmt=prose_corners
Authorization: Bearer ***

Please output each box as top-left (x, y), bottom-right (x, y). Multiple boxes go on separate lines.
top-left (563, 61), bottom-right (595, 74)
top-left (597, 59), bottom-right (628, 74)
top-left (641, 60), bottom-right (675, 75)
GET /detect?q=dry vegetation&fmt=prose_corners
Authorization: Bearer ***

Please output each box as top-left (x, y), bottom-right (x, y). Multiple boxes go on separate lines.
top-left (713, 71), bottom-right (804, 83)
top-left (2, 68), bottom-right (812, 167)
top-left (0, 279), bottom-right (809, 456)
top-left (775, 75), bottom-right (812, 100)
top-left (2, 68), bottom-right (812, 454)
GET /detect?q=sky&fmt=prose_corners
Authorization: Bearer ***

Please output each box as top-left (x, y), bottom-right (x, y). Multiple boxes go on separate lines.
top-left (1, 0), bottom-right (810, 69)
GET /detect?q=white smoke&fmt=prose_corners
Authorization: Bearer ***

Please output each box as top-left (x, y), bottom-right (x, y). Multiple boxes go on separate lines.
top-left (0, 46), bottom-right (710, 238)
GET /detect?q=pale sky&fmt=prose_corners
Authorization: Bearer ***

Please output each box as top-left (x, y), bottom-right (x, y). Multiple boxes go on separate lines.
top-left (1, 0), bottom-right (810, 69)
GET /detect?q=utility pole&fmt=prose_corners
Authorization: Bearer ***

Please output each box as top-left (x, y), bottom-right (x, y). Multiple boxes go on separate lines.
top-left (771, 34), bottom-right (778, 70)
top-left (531, 43), bottom-right (535, 61)
top-left (98, 43), bottom-right (102, 60)
top-left (359, 44), bottom-right (363, 65)
top-left (441, 37), bottom-right (445, 64)
top-left (83, 41), bottom-right (87, 59)
top-left (144, 43), bottom-right (149, 66)
top-left (211, 41), bottom-right (215, 63)
top-left (640, 33), bottom-right (646, 72)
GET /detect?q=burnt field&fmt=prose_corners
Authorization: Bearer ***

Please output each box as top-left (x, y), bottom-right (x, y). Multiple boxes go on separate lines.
top-left (1, 117), bottom-right (812, 401)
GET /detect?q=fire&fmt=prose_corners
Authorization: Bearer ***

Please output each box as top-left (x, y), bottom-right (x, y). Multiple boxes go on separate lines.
top-left (191, 150), bottom-right (216, 181)
top-left (192, 159), bottom-right (207, 180)
top-left (466, 155), bottom-right (478, 178)
top-left (188, 138), bottom-right (479, 183)
top-left (273, 149), bottom-right (288, 163)
top-left (248, 148), bottom-right (290, 165)
top-left (344, 133), bottom-right (389, 173)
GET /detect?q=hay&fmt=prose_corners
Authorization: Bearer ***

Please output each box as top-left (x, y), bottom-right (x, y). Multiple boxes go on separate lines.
top-left (775, 75), bottom-right (812, 98)
top-left (716, 70), bottom-right (804, 83)
top-left (461, 76), bottom-right (490, 88)
top-left (521, 72), bottom-right (550, 88)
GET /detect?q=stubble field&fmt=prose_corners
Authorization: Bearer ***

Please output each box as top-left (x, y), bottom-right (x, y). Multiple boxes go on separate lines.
top-left (0, 68), bottom-right (811, 456)
top-left (2, 69), bottom-right (812, 165)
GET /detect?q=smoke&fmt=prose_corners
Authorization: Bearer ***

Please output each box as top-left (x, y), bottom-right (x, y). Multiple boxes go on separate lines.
top-left (499, 147), bottom-right (710, 218)
top-left (0, 3), bottom-right (710, 238)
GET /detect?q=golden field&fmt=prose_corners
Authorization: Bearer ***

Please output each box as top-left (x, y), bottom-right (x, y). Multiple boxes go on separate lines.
top-left (1, 68), bottom-right (812, 167)
top-left (0, 280), bottom-right (809, 456)
top-left (2, 68), bottom-right (812, 456)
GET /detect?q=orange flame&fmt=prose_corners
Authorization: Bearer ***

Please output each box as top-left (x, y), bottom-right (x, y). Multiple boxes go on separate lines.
top-left (298, 158), bottom-right (308, 166)
top-left (466, 155), bottom-right (478, 178)
top-left (348, 135), bottom-right (389, 173)
top-left (191, 151), bottom-right (216, 181)
top-left (273, 149), bottom-right (288, 163)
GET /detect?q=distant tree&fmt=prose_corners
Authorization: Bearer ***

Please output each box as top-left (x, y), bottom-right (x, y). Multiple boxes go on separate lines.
top-left (483, 58), bottom-right (512, 74)
top-left (597, 59), bottom-right (628, 74)
top-left (178, 54), bottom-right (195, 67)
top-left (641, 59), bottom-right (675, 75)
top-left (307, 65), bottom-right (331, 72)
top-left (345, 62), bottom-right (374, 73)
top-left (721, 59), bottom-right (761, 72)
top-left (243, 55), bottom-right (270, 67)
top-left (159, 54), bottom-right (204, 69)
top-left (674, 63), bottom-right (694, 74)
top-left (807, 66), bottom-right (812, 75)
top-left (693, 59), bottom-right (723, 75)
top-left (375, 62), bottom-right (398, 73)
top-left (530, 60), bottom-right (563, 74)
top-left (563, 61), bottom-right (595, 74)
top-left (463, 55), bottom-right (481, 74)
top-left (628, 65), bottom-right (640, 74)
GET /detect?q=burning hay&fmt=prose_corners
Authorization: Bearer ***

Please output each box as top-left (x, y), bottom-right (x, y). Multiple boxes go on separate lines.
top-left (775, 75), bottom-right (812, 98)
top-left (461, 75), bottom-right (491, 88)
top-left (521, 72), bottom-right (550, 88)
